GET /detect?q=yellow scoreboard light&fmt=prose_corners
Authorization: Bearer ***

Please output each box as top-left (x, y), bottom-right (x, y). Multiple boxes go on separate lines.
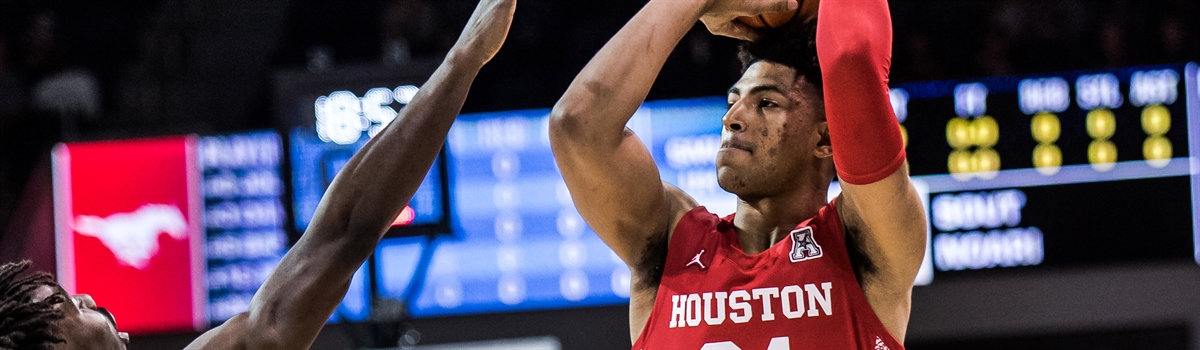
top-left (1086, 109), bottom-right (1117, 140)
top-left (948, 149), bottom-right (972, 178)
top-left (1030, 112), bottom-right (1060, 144)
top-left (1088, 140), bottom-right (1118, 171)
top-left (1143, 136), bottom-right (1173, 168)
top-left (946, 117), bottom-right (972, 149)
top-left (1033, 143), bottom-right (1063, 175)
top-left (1141, 105), bottom-right (1173, 168)
top-left (1142, 105), bottom-right (1171, 135)
top-left (1030, 112), bottom-right (1062, 175)
top-left (972, 148), bottom-right (1001, 179)
top-left (972, 116), bottom-right (999, 148)
top-left (946, 116), bottom-right (1001, 180)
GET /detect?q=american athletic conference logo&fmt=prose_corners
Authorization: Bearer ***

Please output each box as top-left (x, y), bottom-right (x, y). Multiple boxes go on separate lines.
top-left (789, 227), bottom-right (823, 262)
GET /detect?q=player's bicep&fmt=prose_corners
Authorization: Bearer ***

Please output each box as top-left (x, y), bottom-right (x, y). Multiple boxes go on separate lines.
top-left (551, 127), bottom-right (680, 264)
top-left (837, 163), bottom-right (927, 288)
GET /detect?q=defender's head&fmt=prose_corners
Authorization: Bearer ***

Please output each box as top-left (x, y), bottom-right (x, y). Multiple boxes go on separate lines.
top-left (718, 20), bottom-right (834, 199)
top-left (1, 261), bottom-right (128, 350)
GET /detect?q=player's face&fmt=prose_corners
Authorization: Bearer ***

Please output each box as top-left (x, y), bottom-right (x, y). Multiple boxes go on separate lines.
top-left (717, 61), bottom-right (829, 199)
top-left (32, 284), bottom-right (129, 350)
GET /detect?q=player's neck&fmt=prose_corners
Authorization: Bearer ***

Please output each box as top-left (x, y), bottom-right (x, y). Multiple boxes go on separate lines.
top-left (732, 185), bottom-right (828, 255)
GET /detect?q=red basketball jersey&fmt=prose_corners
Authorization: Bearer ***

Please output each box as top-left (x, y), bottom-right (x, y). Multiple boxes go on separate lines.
top-left (632, 203), bottom-right (904, 350)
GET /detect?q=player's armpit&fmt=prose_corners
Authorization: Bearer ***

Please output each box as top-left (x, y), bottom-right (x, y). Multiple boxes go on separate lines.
top-left (548, 122), bottom-right (694, 268)
top-left (835, 163), bottom-right (925, 343)
top-left (836, 163), bottom-right (927, 290)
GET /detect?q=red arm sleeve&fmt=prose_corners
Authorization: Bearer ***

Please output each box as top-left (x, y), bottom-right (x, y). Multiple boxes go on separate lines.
top-left (816, 0), bottom-right (906, 185)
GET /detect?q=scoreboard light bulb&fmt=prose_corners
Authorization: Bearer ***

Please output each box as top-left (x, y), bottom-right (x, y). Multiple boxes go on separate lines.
top-left (1033, 144), bottom-right (1062, 176)
top-left (948, 149), bottom-right (973, 180)
top-left (1143, 136), bottom-right (1172, 168)
top-left (946, 118), bottom-right (972, 149)
top-left (1086, 109), bottom-right (1117, 139)
top-left (973, 148), bottom-right (1001, 179)
top-left (1088, 140), bottom-right (1118, 172)
top-left (1031, 112), bottom-right (1061, 144)
top-left (971, 116), bottom-right (1000, 148)
top-left (1141, 105), bottom-right (1171, 136)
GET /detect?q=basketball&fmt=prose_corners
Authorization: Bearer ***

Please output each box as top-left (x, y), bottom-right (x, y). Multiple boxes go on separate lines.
top-left (735, 0), bottom-right (819, 29)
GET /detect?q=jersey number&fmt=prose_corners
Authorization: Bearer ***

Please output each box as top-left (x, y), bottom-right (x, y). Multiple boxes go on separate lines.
top-left (700, 337), bottom-right (789, 350)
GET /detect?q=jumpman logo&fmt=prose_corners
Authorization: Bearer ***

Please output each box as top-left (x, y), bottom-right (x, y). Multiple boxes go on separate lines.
top-left (686, 250), bottom-right (706, 270)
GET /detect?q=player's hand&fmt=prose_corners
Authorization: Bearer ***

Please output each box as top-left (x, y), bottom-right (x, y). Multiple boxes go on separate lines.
top-left (449, 0), bottom-right (515, 69)
top-left (698, 0), bottom-right (797, 41)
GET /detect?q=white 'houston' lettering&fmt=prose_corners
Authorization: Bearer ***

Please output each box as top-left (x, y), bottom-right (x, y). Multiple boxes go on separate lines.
top-left (728, 290), bottom-right (752, 324)
top-left (805, 283), bottom-right (832, 317)
top-left (703, 292), bottom-right (727, 325)
top-left (666, 283), bottom-right (834, 328)
top-left (670, 294), bottom-right (686, 328)
top-left (686, 294), bottom-right (703, 327)
top-left (780, 285), bottom-right (804, 319)
top-left (752, 287), bottom-right (780, 321)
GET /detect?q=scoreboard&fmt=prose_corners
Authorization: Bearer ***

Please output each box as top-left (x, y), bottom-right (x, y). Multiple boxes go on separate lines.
top-left (893, 63), bottom-right (1200, 274)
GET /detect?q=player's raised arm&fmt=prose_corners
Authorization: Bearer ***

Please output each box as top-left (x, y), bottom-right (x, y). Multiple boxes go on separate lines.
top-left (548, 0), bottom-right (796, 266)
top-left (184, 1), bottom-right (514, 349)
top-left (817, 0), bottom-right (927, 341)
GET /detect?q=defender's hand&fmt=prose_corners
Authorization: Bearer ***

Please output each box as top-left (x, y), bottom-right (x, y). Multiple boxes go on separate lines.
top-left (449, 0), bottom-right (516, 69)
top-left (698, 0), bottom-right (797, 41)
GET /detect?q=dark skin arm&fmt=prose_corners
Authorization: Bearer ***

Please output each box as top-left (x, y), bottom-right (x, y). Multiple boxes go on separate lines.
top-left (184, 1), bottom-right (514, 348)
top-left (548, 0), bottom-right (796, 342)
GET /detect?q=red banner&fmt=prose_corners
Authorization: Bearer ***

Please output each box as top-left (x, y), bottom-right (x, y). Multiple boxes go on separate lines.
top-left (53, 136), bottom-right (206, 334)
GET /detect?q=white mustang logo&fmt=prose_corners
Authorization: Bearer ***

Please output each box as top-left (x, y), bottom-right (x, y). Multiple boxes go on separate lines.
top-left (73, 204), bottom-right (189, 270)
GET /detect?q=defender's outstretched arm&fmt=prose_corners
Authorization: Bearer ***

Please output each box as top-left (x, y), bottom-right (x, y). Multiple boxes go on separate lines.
top-left (185, 1), bottom-right (514, 349)
top-left (818, 0), bottom-right (927, 342)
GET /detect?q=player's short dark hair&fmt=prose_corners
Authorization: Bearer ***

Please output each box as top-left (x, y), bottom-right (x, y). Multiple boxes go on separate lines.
top-left (737, 19), bottom-right (822, 92)
top-left (0, 261), bottom-right (65, 350)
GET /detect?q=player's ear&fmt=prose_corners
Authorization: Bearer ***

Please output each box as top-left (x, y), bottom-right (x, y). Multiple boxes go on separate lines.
top-left (814, 121), bottom-right (832, 158)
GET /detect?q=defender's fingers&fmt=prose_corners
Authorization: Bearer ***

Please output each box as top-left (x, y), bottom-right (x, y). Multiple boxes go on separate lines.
top-left (712, 20), bottom-right (762, 42)
top-left (743, 0), bottom-right (798, 16)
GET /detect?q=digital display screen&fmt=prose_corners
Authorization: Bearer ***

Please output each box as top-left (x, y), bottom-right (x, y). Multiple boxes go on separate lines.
top-left (289, 126), bottom-right (446, 235)
top-left (405, 109), bottom-right (630, 317)
top-left (198, 131), bottom-right (290, 323)
top-left (52, 136), bottom-right (207, 334)
top-left (890, 62), bottom-right (1200, 273)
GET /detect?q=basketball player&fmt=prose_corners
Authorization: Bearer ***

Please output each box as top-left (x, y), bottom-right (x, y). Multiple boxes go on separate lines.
top-left (0, 1), bottom-right (514, 349)
top-left (548, 0), bottom-right (925, 348)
